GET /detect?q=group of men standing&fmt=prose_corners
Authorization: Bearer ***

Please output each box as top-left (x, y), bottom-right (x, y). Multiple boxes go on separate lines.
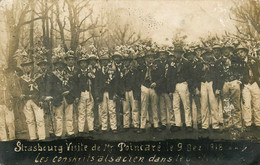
top-left (0, 42), bottom-right (259, 141)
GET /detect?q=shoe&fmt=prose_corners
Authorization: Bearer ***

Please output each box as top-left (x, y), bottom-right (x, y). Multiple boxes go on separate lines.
top-left (161, 125), bottom-right (167, 130)
top-left (212, 129), bottom-right (222, 133)
top-left (89, 130), bottom-right (97, 135)
top-left (170, 126), bottom-right (181, 133)
top-left (244, 126), bottom-right (252, 132)
top-left (136, 129), bottom-right (146, 134)
top-left (186, 127), bottom-right (193, 132)
top-left (78, 132), bottom-right (85, 137)
top-left (200, 128), bottom-right (209, 134)
top-left (67, 134), bottom-right (75, 138)
top-left (154, 127), bottom-right (162, 132)
top-left (112, 130), bottom-right (118, 134)
top-left (49, 133), bottom-right (55, 138)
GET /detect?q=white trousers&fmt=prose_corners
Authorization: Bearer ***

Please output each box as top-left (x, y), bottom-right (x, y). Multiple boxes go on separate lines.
top-left (99, 92), bottom-right (117, 131)
top-left (242, 82), bottom-right (260, 126)
top-left (140, 85), bottom-right (159, 129)
top-left (54, 97), bottom-right (74, 136)
top-left (159, 93), bottom-right (174, 126)
top-left (122, 91), bottom-right (139, 128)
top-left (23, 100), bottom-right (46, 140)
top-left (0, 105), bottom-right (15, 141)
top-left (200, 81), bottom-right (219, 129)
top-left (78, 91), bottom-right (94, 132)
top-left (173, 82), bottom-right (192, 127)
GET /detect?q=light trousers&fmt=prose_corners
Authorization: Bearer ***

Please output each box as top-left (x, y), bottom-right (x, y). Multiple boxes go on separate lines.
top-left (122, 90), bottom-right (139, 128)
top-left (99, 92), bottom-right (117, 131)
top-left (23, 100), bottom-right (46, 140)
top-left (173, 82), bottom-right (192, 127)
top-left (200, 81), bottom-right (219, 129)
top-left (0, 105), bottom-right (15, 141)
top-left (242, 82), bottom-right (260, 127)
top-left (54, 97), bottom-right (74, 136)
top-left (222, 80), bottom-right (242, 129)
top-left (78, 91), bottom-right (94, 132)
top-left (140, 85), bottom-right (159, 129)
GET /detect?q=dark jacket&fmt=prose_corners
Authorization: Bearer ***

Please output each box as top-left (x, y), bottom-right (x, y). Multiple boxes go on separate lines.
top-left (123, 68), bottom-right (140, 100)
top-left (95, 64), bottom-right (119, 101)
top-left (19, 73), bottom-right (40, 105)
top-left (74, 66), bottom-right (99, 101)
top-left (155, 60), bottom-right (168, 94)
top-left (49, 69), bottom-right (77, 106)
top-left (199, 61), bottom-right (219, 91)
top-left (166, 61), bottom-right (178, 93)
top-left (219, 56), bottom-right (245, 89)
top-left (35, 71), bottom-right (52, 102)
top-left (242, 58), bottom-right (260, 86)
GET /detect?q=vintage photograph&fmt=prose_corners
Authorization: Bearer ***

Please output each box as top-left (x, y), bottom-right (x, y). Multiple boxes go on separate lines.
top-left (0, 0), bottom-right (260, 164)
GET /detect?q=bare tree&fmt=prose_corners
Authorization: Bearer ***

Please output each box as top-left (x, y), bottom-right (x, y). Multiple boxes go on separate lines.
top-left (2, 0), bottom-right (44, 69)
top-left (230, 0), bottom-right (260, 41)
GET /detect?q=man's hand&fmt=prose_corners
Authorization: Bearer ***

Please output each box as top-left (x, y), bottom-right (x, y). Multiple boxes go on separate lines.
top-left (195, 88), bottom-right (200, 96)
top-left (113, 95), bottom-right (119, 101)
top-left (150, 82), bottom-right (157, 88)
top-left (20, 94), bottom-right (26, 100)
top-left (62, 91), bottom-right (70, 96)
top-left (45, 96), bottom-right (53, 101)
top-left (215, 89), bottom-right (220, 95)
top-left (75, 98), bottom-right (79, 104)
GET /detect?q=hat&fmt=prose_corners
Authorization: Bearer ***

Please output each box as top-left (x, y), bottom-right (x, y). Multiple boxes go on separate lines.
top-left (223, 43), bottom-right (235, 50)
top-left (52, 55), bottom-right (64, 64)
top-left (35, 46), bottom-right (49, 65)
top-left (236, 44), bottom-right (248, 52)
top-left (112, 52), bottom-right (123, 58)
top-left (183, 51), bottom-right (196, 59)
top-left (212, 44), bottom-right (222, 49)
top-left (87, 54), bottom-right (99, 60)
top-left (78, 53), bottom-right (89, 62)
top-left (65, 49), bottom-right (76, 60)
top-left (173, 46), bottom-right (184, 53)
top-left (201, 51), bottom-right (215, 63)
top-left (36, 56), bottom-right (49, 65)
top-left (144, 50), bottom-right (155, 57)
top-left (99, 54), bottom-right (110, 60)
top-left (20, 50), bottom-right (34, 66)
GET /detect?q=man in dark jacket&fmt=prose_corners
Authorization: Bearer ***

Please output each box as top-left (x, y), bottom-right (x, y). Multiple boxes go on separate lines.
top-left (172, 47), bottom-right (193, 132)
top-left (220, 44), bottom-right (244, 133)
top-left (64, 49), bottom-right (79, 135)
top-left (139, 50), bottom-right (161, 133)
top-left (34, 51), bottom-right (54, 138)
top-left (200, 51), bottom-right (221, 132)
top-left (156, 50), bottom-right (172, 130)
top-left (49, 49), bottom-right (77, 138)
top-left (240, 45), bottom-right (260, 131)
top-left (76, 53), bottom-right (98, 136)
top-left (19, 50), bottom-right (46, 140)
top-left (96, 54), bottom-right (118, 133)
top-left (166, 51), bottom-right (178, 132)
top-left (121, 54), bottom-right (140, 132)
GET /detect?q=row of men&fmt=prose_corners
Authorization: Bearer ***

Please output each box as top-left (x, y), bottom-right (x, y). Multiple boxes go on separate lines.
top-left (0, 43), bottom-right (259, 141)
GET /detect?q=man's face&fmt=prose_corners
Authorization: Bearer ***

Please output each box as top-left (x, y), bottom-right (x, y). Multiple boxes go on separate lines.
top-left (55, 62), bottom-right (64, 71)
top-left (168, 56), bottom-right (176, 63)
top-left (113, 57), bottom-right (122, 64)
top-left (195, 48), bottom-right (203, 57)
top-left (39, 63), bottom-right (48, 72)
top-left (213, 49), bottom-right (221, 59)
top-left (100, 59), bottom-right (109, 66)
top-left (236, 49), bottom-right (247, 58)
top-left (136, 58), bottom-right (144, 65)
top-left (88, 59), bottom-right (96, 66)
top-left (159, 53), bottom-right (167, 62)
top-left (222, 48), bottom-right (233, 57)
top-left (145, 56), bottom-right (153, 65)
top-left (79, 61), bottom-right (88, 69)
top-left (22, 64), bottom-right (33, 74)
top-left (174, 52), bottom-right (182, 60)
top-left (66, 58), bottom-right (75, 67)
top-left (124, 59), bottom-right (131, 68)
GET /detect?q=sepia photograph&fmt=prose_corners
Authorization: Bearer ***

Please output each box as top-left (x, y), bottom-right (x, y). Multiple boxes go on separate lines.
top-left (0, 0), bottom-right (260, 164)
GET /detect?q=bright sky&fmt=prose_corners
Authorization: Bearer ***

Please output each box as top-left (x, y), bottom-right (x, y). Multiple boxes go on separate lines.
top-left (94, 0), bottom-right (236, 45)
